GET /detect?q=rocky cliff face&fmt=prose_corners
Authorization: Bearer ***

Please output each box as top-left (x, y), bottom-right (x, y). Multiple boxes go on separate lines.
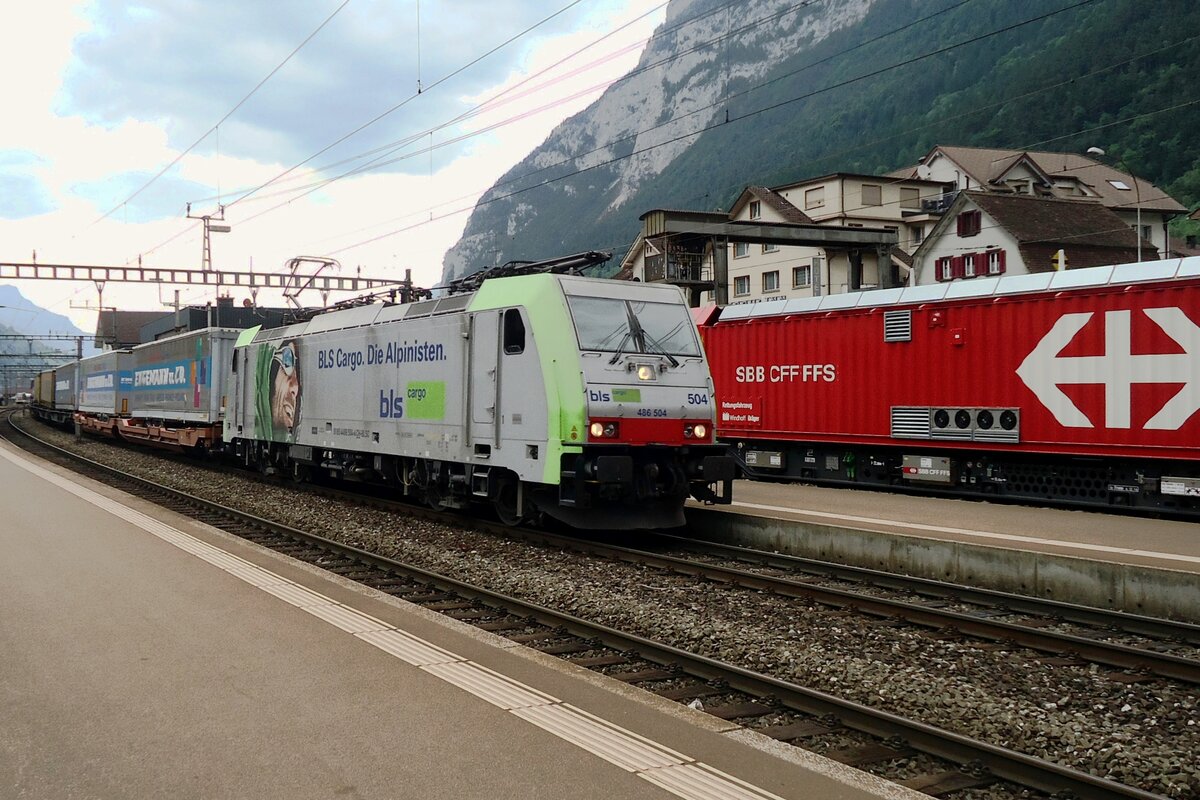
top-left (441, 0), bottom-right (1200, 282)
top-left (441, 0), bottom-right (874, 282)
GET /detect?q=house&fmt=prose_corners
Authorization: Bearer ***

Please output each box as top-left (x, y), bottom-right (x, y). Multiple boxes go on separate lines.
top-left (725, 174), bottom-right (942, 301)
top-left (94, 310), bottom-right (169, 349)
top-left (911, 191), bottom-right (1146, 284)
top-left (95, 298), bottom-right (296, 349)
top-left (620, 175), bottom-right (932, 304)
top-left (891, 145), bottom-right (1187, 259)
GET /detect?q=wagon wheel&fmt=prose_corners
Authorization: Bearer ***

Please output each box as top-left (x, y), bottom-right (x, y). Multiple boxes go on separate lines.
top-left (290, 460), bottom-right (311, 484)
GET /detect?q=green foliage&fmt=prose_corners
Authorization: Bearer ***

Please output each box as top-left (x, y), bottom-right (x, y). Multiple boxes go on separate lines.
top-left (445, 0), bottom-right (1200, 278)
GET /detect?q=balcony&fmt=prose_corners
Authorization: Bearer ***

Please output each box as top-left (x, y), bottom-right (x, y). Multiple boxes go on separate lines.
top-left (921, 191), bottom-right (959, 214)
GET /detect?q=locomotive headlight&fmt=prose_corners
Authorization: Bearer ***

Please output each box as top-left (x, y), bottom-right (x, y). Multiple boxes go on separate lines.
top-left (636, 364), bottom-right (657, 381)
top-left (588, 421), bottom-right (619, 439)
top-left (692, 423), bottom-right (707, 439)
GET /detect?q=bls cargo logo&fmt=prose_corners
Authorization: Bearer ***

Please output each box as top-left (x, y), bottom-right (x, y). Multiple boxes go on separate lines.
top-left (1017, 307), bottom-right (1198, 430)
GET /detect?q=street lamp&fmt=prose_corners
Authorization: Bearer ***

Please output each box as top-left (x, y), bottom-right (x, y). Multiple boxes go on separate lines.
top-left (1086, 146), bottom-right (1143, 262)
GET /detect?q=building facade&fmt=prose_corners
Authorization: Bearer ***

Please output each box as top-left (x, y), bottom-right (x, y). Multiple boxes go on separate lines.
top-left (911, 191), bottom-right (1144, 284)
top-left (893, 145), bottom-right (1186, 259)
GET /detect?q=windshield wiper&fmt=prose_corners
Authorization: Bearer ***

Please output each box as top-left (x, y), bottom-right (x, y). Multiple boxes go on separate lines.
top-left (607, 330), bottom-right (631, 364)
top-left (626, 303), bottom-right (679, 368)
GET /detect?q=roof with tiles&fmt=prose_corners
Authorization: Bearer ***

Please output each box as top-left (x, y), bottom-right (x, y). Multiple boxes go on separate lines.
top-left (739, 185), bottom-right (815, 224)
top-left (967, 191), bottom-right (1147, 249)
top-left (896, 145), bottom-right (1186, 213)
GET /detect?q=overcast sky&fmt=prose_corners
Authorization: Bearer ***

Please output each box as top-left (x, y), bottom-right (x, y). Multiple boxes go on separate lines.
top-left (0, 0), bottom-right (665, 332)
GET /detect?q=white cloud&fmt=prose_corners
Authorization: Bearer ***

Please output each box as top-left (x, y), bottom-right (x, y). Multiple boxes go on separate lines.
top-left (0, 0), bottom-right (665, 331)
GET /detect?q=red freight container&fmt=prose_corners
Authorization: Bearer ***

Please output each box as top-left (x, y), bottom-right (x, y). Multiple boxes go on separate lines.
top-left (699, 258), bottom-right (1200, 513)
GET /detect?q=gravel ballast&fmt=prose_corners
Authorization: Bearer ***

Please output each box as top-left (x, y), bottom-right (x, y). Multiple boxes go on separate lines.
top-left (20, 421), bottom-right (1200, 798)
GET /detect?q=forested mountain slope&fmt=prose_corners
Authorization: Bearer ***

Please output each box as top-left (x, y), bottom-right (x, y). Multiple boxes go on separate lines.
top-left (441, 0), bottom-right (1200, 282)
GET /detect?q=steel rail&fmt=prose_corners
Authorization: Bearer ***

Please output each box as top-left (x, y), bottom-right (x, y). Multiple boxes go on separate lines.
top-left (672, 520), bottom-right (1200, 643)
top-left (496, 528), bottom-right (1200, 684)
top-left (0, 411), bottom-right (1169, 800)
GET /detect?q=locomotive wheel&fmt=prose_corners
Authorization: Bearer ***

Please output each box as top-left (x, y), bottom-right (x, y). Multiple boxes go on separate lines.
top-left (426, 482), bottom-right (448, 512)
top-left (416, 460), bottom-right (447, 511)
top-left (493, 478), bottom-right (525, 527)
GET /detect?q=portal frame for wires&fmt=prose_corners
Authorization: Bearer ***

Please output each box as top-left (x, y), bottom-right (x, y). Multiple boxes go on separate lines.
top-left (0, 262), bottom-right (405, 293)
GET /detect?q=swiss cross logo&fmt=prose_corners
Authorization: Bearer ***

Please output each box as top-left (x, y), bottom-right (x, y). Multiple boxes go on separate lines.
top-left (1017, 307), bottom-right (1200, 430)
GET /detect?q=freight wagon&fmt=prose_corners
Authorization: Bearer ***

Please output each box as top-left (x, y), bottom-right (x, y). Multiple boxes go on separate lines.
top-left (30, 363), bottom-right (77, 427)
top-left (110, 328), bottom-right (241, 448)
top-left (699, 257), bottom-right (1200, 514)
top-left (77, 350), bottom-right (132, 416)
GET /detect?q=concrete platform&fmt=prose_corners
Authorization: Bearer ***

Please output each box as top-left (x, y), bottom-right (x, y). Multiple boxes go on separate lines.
top-left (688, 481), bottom-right (1200, 621)
top-left (0, 440), bottom-right (918, 800)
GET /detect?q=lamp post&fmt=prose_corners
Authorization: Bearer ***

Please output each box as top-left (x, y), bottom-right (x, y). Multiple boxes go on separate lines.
top-left (1086, 146), bottom-right (1143, 262)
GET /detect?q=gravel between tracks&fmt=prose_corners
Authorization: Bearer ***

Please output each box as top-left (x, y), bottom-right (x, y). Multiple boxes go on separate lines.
top-left (23, 422), bottom-right (1200, 798)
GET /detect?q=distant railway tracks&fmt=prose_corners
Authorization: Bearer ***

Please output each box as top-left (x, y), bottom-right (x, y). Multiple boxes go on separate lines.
top-left (3, 409), bottom-right (1187, 800)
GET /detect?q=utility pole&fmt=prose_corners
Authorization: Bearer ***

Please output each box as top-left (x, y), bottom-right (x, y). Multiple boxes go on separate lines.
top-left (187, 203), bottom-right (231, 327)
top-left (402, 268), bottom-right (413, 303)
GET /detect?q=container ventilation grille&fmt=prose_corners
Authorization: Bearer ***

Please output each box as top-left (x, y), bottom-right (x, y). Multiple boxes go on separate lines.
top-left (884, 310), bottom-right (912, 342)
top-left (891, 407), bottom-right (931, 439)
top-left (974, 428), bottom-right (1020, 444)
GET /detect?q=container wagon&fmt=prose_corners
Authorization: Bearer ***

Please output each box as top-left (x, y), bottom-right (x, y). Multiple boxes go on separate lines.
top-left (699, 257), bottom-right (1200, 515)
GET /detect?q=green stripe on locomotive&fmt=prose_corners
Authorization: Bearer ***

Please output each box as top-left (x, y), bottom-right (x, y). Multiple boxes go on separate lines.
top-left (467, 274), bottom-right (583, 486)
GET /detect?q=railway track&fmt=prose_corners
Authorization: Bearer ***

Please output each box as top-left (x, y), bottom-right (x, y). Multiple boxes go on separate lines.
top-left (2, 410), bottom-right (1177, 800)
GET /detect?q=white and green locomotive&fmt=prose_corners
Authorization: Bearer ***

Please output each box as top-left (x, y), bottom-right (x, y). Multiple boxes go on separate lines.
top-left (225, 271), bottom-right (733, 529)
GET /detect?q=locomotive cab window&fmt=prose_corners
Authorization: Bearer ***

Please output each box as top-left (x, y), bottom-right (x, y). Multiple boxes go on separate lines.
top-left (503, 308), bottom-right (525, 355)
top-left (567, 295), bottom-right (701, 358)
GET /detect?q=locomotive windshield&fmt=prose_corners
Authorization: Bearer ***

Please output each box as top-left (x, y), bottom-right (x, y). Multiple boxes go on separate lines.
top-left (567, 296), bottom-right (701, 357)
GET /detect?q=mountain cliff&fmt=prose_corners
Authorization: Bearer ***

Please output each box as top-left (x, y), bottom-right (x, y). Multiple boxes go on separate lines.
top-left (441, 0), bottom-right (1200, 283)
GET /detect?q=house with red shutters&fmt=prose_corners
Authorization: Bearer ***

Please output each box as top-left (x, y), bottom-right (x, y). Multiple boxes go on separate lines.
top-left (910, 191), bottom-right (1148, 285)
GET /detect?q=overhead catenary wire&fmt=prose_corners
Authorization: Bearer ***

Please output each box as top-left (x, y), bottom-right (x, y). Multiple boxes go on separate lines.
top-left (280, 0), bottom-right (988, 252)
top-left (323, 0), bottom-right (1107, 257)
top-left (146, 0), bottom-right (943, 266)
top-left (92, 0), bottom-right (353, 228)
top-left (183, 0), bottom-right (823, 221)
top-left (132, 0), bottom-right (606, 262)
top-left (135, 0), bottom-right (1183, 286)
top-left (222, 0), bottom-right (591, 211)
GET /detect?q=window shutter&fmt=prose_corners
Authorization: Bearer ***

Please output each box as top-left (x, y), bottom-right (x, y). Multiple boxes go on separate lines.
top-left (997, 249), bottom-right (1006, 274)
top-left (956, 215), bottom-right (964, 236)
top-left (951, 256), bottom-right (964, 279)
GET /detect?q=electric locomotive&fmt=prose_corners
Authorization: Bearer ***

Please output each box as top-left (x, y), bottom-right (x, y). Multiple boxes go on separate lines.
top-left (225, 268), bottom-right (734, 529)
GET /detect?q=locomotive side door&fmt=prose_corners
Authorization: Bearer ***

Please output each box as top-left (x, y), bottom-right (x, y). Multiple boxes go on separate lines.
top-left (469, 310), bottom-right (501, 446)
top-left (237, 347), bottom-right (251, 435)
